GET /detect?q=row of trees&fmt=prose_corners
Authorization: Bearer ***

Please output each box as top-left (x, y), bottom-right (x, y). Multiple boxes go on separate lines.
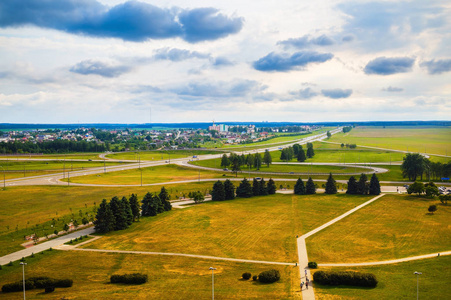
top-left (211, 179), bottom-right (236, 201)
top-left (211, 178), bottom-right (277, 200)
top-left (340, 143), bottom-right (357, 149)
top-left (280, 143), bottom-right (314, 162)
top-left (221, 150), bottom-right (272, 174)
top-left (346, 174), bottom-right (381, 195)
top-left (0, 140), bottom-right (108, 154)
top-left (294, 177), bottom-right (317, 195)
top-left (94, 187), bottom-right (172, 233)
top-left (401, 153), bottom-right (451, 181)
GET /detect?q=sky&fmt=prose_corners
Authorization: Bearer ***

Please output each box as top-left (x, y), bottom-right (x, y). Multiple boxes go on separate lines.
top-left (0, 0), bottom-right (450, 124)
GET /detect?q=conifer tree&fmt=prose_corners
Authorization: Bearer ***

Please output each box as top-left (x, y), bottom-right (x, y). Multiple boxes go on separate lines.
top-left (294, 178), bottom-right (306, 195)
top-left (267, 178), bottom-right (277, 194)
top-left (141, 192), bottom-right (153, 216)
top-left (224, 179), bottom-right (235, 200)
top-left (156, 194), bottom-right (165, 214)
top-left (306, 177), bottom-right (316, 194)
top-left (346, 176), bottom-right (358, 194)
top-left (306, 143), bottom-right (315, 158)
top-left (221, 154), bottom-right (230, 168)
top-left (129, 193), bottom-right (140, 221)
top-left (159, 187), bottom-right (172, 211)
top-left (252, 178), bottom-right (260, 196)
top-left (260, 178), bottom-right (268, 195)
top-left (325, 173), bottom-right (337, 194)
top-left (297, 148), bottom-right (306, 162)
top-left (236, 178), bottom-right (253, 198)
top-left (369, 173), bottom-right (381, 195)
top-left (94, 199), bottom-right (115, 233)
top-left (254, 153), bottom-right (262, 170)
top-left (121, 196), bottom-right (133, 226)
top-left (212, 180), bottom-right (226, 201)
top-left (357, 174), bottom-right (369, 195)
top-left (263, 149), bottom-right (272, 167)
top-left (110, 196), bottom-right (128, 230)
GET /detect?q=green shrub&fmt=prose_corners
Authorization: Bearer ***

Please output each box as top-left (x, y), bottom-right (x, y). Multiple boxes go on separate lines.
top-left (2, 281), bottom-right (35, 293)
top-left (252, 275), bottom-right (257, 281)
top-left (45, 286), bottom-right (55, 293)
top-left (0, 265), bottom-right (2, 270)
top-left (2, 277), bottom-right (72, 293)
top-left (258, 269), bottom-right (281, 283)
top-left (313, 270), bottom-right (377, 287)
top-left (242, 272), bottom-right (251, 280)
top-left (7, 261), bottom-right (13, 266)
top-left (308, 262), bottom-right (318, 269)
top-left (110, 273), bottom-right (147, 285)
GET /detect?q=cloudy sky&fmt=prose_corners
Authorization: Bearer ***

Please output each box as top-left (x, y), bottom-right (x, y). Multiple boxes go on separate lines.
top-left (0, 0), bottom-right (450, 123)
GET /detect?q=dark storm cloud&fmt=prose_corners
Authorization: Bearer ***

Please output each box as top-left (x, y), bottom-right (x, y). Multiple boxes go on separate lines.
top-left (0, 0), bottom-right (243, 43)
top-left (253, 51), bottom-right (333, 72)
top-left (364, 57), bottom-right (415, 75)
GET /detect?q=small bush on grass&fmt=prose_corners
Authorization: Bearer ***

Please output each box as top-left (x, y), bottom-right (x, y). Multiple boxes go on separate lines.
top-left (308, 262), bottom-right (318, 269)
top-left (2, 277), bottom-right (73, 293)
top-left (45, 286), bottom-right (55, 293)
top-left (242, 272), bottom-right (251, 280)
top-left (258, 269), bottom-right (280, 283)
top-left (313, 271), bottom-right (378, 287)
top-left (110, 273), bottom-right (148, 285)
top-left (252, 275), bottom-right (258, 281)
top-left (7, 261), bottom-right (13, 266)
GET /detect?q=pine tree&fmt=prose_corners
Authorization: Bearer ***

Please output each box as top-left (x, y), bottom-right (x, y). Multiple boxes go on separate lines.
top-left (263, 149), bottom-right (272, 167)
top-left (141, 192), bottom-right (153, 216)
top-left (357, 174), bottom-right (369, 195)
top-left (224, 179), bottom-right (235, 200)
top-left (236, 178), bottom-right (253, 198)
top-left (294, 178), bottom-right (306, 195)
top-left (212, 180), bottom-right (226, 201)
top-left (254, 153), bottom-right (262, 170)
top-left (306, 177), bottom-right (316, 194)
top-left (252, 178), bottom-right (260, 196)
top-left (156, 194), bottom-right (165, 214)
top-left (260, 178), bottom-right (268, 195)
top-left (325, 173), bottom-right (337, 194)
top-left (369, 173), bottom-right (381, 195)
top-left (146, 193), bottom-right (160, 216)
top-left (221, 154), bottom-right (230, 168)
top-left (267, 178), bottom-right (276, 194)
top-left (94, 199), bottom-right (115, 233)
top-left (159, 187), bottom-right (172, 211)
top-left (346, 176), bottom-right (358, 194)
top-left (293, 144), bottom-right (301, 156)
top-left (129, 194), bottom-right (140, 221)
top-left (110, 196), bottom-right (128, 230)
top-left (121, 196), bottom-right (133, 226)
top-left (280, 148), bottom-right (287, 161)
top-left (246, 154), bottom-right (254, 168)
top-left (297, 148), bottom-right (306, 162)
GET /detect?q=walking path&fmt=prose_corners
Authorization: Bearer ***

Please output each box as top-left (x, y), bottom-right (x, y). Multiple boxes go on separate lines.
top-left (296, 194), bottom-right (385, 300)
top-left (319, 251), bottom-right (451, 267)
top-left (0, 227), bottom-right (95, 266)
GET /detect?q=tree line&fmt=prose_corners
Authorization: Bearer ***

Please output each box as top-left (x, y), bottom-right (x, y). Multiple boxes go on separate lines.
top-left (221, 150), bottom-right (272, 175)
top-left (280, 143), bottom-right (314, 162)
top-left (401, 153), bottom-right (451, 181)
top-left (0, 140), bottom-right (108, 154)
top-left (94, 187), bottom-right (172, 233)
top-left (211, 178), bottom-right (277, 200)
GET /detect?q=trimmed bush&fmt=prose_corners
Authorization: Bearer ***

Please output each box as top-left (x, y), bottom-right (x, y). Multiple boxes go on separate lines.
top-left (252, 275), bottom-right (258, 281)
top-left (308, 262), bottom-right (318, 269)
top-left (53, 279), bottom-right (73, 288)
top-left (313, 271), bottom-right (378, 287)
top-left (242, 272), bottom-right (251, 280)
top-left (45, 286), bottom-right (55, 293)
top-left (258, 269), bottom-right (281, 283)
top-left (2, 281), bottom-right (35, 293)
top-left (110, 273), bottom-right (148, 285)
top-left (2, 277), bottom-right (73, 293)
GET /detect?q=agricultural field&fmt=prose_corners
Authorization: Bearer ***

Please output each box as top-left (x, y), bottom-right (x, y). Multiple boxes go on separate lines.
top-left (328, 126), bottom-right (451, 156)
top-left (0, 250), bottom-right (297, 299)
top-left (82, 194), bottom-right (372, 262)
top-left (307, 194), bottom-right (451, 263)
top-left (313, 255), bottom-right (451, 300)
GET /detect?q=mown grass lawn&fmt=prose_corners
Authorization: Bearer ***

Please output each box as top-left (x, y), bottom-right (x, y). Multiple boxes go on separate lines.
top-left (105, 149), bottom-right (220, 161)
top-left (313, 255), bottom-right (451, 300)
top-left (307, 194), bottom-right (451, 263)
top-left (0, 250), bottom-right (298, 299)
top-left (83, 194), bottom-right (372, 262)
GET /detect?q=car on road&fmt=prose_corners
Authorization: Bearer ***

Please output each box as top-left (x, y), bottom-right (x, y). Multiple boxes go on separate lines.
top-left (223, 168), bottom-right (228, 171)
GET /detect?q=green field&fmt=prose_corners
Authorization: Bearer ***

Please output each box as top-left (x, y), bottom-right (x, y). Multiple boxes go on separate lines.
top-left (83, 194), bottom-right (372, 262)
top-left (0, 153), bottom-right (102, 160)
top-left (328, 126), bottom-right (451, 156)
top-left (313, 255), bottom-right (451, 300)
top-left (0, 250), bottom-right (297, 299)
top-left (105, 150), bottom-right (221, 161)
top-left (307, 194), bottom-right (451, 263)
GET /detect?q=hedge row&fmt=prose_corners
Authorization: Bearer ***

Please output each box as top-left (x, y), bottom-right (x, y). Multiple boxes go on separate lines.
top-left (110, 273), bottom-right (148, 285)
top-left (313, 271), bottom-right (378, 287)
top-left (258, 269), bottom-right (280, 283)
top-left (2, 277), bottom-right (73, 293)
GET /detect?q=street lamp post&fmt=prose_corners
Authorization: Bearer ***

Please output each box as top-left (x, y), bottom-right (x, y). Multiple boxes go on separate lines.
top-left (209, 267), bottom-right (216, 300)
top-left (414, 271), bottom-right (422, 300)
top-left (20, 262), bottom-right (27, 300)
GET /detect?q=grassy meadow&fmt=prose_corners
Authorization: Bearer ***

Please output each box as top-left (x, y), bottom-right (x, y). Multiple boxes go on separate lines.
top-left (83, 194), bottom-right (372, 262)
top-left (0, 250), bottom-right (298, 299)
top-left (307, 194), bottom-right (451, 263)
top-left (313, 255), bottom-right (451, 300)
top-left (105, 149), bottom-right (221, 161)
top-left (328, 126), bottom-right (451, 156)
